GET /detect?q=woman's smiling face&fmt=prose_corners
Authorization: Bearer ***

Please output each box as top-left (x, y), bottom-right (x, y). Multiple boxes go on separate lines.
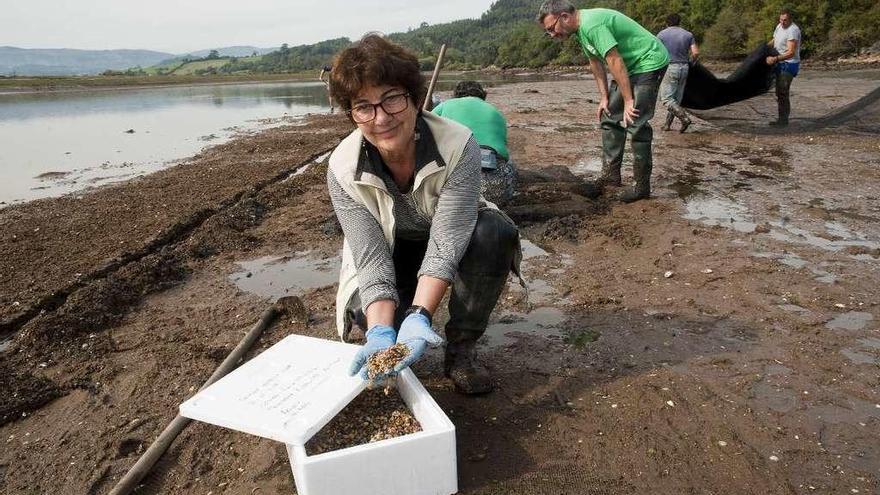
top-left (352, 84), bottom-right (417, 154)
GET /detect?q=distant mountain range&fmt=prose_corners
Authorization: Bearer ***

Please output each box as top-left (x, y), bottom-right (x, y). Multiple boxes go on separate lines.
top-left (0, 46), bottom-right (276, 76)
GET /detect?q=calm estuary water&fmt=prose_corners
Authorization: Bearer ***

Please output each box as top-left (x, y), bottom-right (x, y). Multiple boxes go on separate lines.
top-left (0, 73), bottom-right (552, 206)
top-left (0, 81), bottom-right (331, 206)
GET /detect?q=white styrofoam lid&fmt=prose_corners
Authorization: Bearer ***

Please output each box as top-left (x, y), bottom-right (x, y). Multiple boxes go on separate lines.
top-left (179, 334), bottom-right (366, 445)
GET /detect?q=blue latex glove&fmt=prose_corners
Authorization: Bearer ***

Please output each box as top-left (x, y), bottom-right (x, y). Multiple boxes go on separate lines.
top-left (393, 313), bottom-right (445, 373)
top-left (348, 324), bottom-right (396, 380)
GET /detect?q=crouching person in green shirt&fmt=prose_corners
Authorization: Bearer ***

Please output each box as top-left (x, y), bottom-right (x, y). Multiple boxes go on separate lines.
top-left (433, 81), bottom-right (518, 206)
top-left (538, 1), bottom-right (669, 202)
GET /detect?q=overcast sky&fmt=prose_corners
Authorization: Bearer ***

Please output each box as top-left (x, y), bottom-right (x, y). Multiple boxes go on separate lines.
top-left (2, 0), bottom-right (497, 54)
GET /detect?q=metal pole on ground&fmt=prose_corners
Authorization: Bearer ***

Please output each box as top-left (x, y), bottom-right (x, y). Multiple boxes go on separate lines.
top-left (108, 301), bottom-right (287, 495)
top-left (422, 44), bottom-right (448, 112)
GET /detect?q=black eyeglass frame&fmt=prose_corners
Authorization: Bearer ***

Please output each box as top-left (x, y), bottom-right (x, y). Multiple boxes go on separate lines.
top-left (544, 14), bottom-right (565, 36)
top-left (347, 92), bottom-right (411, 124)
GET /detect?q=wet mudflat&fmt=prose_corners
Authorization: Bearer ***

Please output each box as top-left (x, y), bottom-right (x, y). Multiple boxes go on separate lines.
top-left (0, 67), bottom-right (879, 494)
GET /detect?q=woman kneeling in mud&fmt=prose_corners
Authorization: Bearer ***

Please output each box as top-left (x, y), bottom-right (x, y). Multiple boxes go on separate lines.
top-left (327, 34), bottom-right (520, 394)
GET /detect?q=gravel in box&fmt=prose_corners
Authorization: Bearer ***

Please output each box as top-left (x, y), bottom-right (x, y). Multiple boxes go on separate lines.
top-left (305, 388), bottom-right (422, 455)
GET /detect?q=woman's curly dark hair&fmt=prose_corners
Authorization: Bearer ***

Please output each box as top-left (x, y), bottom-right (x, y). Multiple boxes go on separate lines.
top-left (329, 34), bottom-right (426, 117)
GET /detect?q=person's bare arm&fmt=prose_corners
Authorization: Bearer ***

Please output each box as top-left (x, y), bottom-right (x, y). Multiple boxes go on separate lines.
top-left (365, 299), bottom-right (395, 327)
top-left (690, 42), bottom-right (700, 62)
top-left (603, 47), bottom-right (638, 126)
top-left (778, 39), bottom-right (796, 61)
top-left (411, 276), bottom-right (450, 315)
top-left (767, 39), bottom-right (796, 64)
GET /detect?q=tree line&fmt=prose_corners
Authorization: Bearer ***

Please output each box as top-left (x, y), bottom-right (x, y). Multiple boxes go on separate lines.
top-left (208, 0), bottom-right (878, 74)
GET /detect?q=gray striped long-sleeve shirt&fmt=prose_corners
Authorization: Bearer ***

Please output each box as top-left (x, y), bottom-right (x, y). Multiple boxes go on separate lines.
top-left (327, 133), bottom-right (482, 311)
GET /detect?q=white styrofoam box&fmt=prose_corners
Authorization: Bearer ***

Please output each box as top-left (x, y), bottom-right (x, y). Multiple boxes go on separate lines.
top-left (179, 334), bottom-right (457, 495)
top-left (180, 334), bottom-right (367, 445)
top-left (288, 368), bottom-right (457, 495)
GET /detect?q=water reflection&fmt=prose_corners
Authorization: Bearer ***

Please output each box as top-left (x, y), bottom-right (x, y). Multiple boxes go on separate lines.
top-left (228, 251), bottom-right (340, 302)
top-left (0, 81), bottom-right (330, 205)
top-left (0, 81), bottom-right (332, 121)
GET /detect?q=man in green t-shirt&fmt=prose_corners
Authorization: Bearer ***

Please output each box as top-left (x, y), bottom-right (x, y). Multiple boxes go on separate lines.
top-left (433, 81), bottom-right (517, 206)
top-left (538, 1), bottom-right (669, 202)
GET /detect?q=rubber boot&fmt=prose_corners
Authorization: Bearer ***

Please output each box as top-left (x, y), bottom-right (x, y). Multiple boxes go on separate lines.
top-left (669, 103), bottom-right (692, 133)
top-left (445, 210), bottom-right (519, 395)
top-left (661, 111), bottom-right (674, 131)
top-left (446, 270), bottom-right (511, 394)
top-left (444, 328), bottom-right (493, 394)
top-left (618, 141), bottom-right (652, 203)
top-left (771, 72), bottom-right (792, 127)
top-left (588, 125), bottom-right (626, 190)
top-left (598, 149), bottom-right (624, 187)
top-left (769, 103), bottom-right (789, 126)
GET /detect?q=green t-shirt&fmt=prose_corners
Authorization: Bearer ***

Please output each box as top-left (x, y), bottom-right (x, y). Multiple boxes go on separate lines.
top-left (432, 96), bottom-right (509, 160)
top-left (576, 8), bottom-right (669, 75)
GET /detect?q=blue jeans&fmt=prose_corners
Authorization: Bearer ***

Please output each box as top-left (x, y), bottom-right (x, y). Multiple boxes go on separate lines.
top-left (660, 62), bottom-right (689, 107)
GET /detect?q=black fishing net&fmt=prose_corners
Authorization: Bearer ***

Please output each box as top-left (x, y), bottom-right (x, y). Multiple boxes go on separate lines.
top-left (681, 43), bottom-right (880, 134)
top-left (800, 84), bottom-right (880, 133)
top-left (682, 44), bottom-right (776, 110)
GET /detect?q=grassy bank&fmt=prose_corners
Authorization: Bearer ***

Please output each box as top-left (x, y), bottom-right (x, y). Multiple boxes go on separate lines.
top-left (0, 71), bottom-right (317, 93)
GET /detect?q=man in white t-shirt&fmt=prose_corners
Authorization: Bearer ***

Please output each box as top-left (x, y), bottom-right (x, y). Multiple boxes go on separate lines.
top-left (765, 8), bottom-right (801, 126)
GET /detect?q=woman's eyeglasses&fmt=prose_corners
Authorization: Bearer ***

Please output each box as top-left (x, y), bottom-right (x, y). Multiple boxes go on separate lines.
top-left (349, 92), bottom-right (410, 123)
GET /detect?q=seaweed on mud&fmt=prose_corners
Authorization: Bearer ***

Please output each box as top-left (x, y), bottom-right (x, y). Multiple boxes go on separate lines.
top-left (18, 249), bottom-right (189, 346)
top-left (583, 218), bottom-right (643, 248)
top-left (218, 197), bottom-right (267, 231)
top-left (319, 216), bottom-right (343, 237)
top-left (186, 198), bottom-right (266, 257)
top-left (0, 361), bottom-right (62, 427)
top-left (565, 327), bottom-right (601, 348)
top-left (532, 214), bottom-right (586, 242)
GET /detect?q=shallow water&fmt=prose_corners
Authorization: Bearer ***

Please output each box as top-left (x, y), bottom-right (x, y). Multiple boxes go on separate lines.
top-left (481, 306), bottom-right (566, 347)
top-left (229, 251), bottom-right (340, 302)
top-left (841, 347), bottom-right (878, 365)
top-left (825, 311), bottom-right (874, 332)
top-left (520, 238), bottom-right (549, 260)
top-left (768, 221), bottom-right (880, 253)
top-left (683, 195), bottom-right (757, 233)
top-left (481, 236), bottom-right (571, 347)
top-left (569, 157), bottom-right (602, 176)
top-left (0, 81), bottom-right (332, 206)
top-left (751, 380), bottom-right (799, 413)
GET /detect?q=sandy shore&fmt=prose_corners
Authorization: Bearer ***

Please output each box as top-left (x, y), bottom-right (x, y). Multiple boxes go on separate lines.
top-left (1, 71), bottom-right (879, 494)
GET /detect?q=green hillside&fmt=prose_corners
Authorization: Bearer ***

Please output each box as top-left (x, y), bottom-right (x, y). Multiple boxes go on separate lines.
top-left (149, 0), bottom-right (879, 74)
top-left (384, 0), bottom-right (879, 67)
